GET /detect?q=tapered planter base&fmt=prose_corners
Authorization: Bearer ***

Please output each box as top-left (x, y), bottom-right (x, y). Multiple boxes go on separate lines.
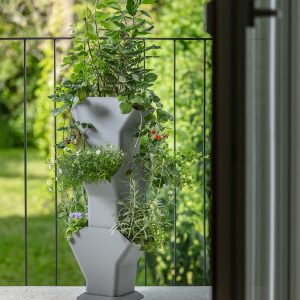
top-left (70, 227), bottom-right (142, 297)
top-left (77, 291), bottom-right (144, 300)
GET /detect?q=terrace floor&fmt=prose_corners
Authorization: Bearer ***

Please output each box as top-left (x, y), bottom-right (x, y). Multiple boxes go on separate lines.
top-left (0, 286), bottom-right (212, 300)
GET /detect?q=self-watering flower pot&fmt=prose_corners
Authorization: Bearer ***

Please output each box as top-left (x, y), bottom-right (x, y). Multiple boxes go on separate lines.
top-left (70, 97), bottom-right (144, 300)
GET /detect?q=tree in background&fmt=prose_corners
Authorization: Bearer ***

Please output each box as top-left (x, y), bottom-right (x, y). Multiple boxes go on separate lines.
top-left (33, 0), bottom-right (74, 157)
top-left (0, 0), bottom-right (74, 151)
top-left (0, 0), bottom-right (45, 147)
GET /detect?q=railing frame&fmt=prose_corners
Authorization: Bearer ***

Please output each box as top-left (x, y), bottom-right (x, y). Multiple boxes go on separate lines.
top-left (0, 36), bottom-right (212, 286)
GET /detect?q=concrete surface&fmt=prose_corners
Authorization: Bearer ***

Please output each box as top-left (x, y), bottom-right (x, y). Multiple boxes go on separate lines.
top-left (0, 286), bottom-right (212, 300)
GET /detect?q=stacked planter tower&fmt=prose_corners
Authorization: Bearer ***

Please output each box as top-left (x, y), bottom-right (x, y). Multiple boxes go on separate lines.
top-left (70, 97), bottom-right (144, 300)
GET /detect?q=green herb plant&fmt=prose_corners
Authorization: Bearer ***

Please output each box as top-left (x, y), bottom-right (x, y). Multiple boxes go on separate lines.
top-left (115, 134), bottom-right (199, 252)
top-left (50, 0), bottom-right (168, 150)
top-left (49, 144), bottom-right (124, 240)
top-left (59, 187), bottom-right (88, 240)
top-left (113, 178), bottom-right (171, 252)
top-left (50, 0), bottom-right (199, 252)
top-left (53, 145), bottom-right (124, 188)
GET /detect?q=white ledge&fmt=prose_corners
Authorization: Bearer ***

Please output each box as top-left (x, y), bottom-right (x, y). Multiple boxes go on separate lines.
top-left (0, 286), bottom-right (212, 300)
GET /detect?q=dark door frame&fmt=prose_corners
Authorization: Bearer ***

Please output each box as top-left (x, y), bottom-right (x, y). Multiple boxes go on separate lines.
top-left (212, 0), bottom-right (295, 299)
top-left (211, 0), bottom-right (248, 299)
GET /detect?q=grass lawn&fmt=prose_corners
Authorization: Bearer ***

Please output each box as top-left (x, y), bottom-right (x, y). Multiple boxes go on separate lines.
top-left (0, 148), bottom-right (146, 286)
top-left (0, 148), bottom-right (52, 217)
top-left (0, 148), bottom-right (84, 285)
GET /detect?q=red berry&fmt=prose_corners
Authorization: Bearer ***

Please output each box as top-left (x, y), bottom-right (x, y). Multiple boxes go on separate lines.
top-left (150, 129), bottom-right (156, 134)
top-left (155, 134), bottom-right (161, 141)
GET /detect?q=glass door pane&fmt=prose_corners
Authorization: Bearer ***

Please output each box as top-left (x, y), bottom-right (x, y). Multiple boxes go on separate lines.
top-left (246, 0), bottom-right (290, 299)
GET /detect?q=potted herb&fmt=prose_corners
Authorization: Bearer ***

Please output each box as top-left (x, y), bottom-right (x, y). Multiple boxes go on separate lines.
top-left (50, 0), bottom-right (197, 299)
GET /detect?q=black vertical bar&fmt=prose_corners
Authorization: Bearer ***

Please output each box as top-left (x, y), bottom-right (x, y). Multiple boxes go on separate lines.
top-left (203, 40), bottom-right (207, 285)
top-left (23, 38), bottom-right (28, 286)
top-left (212, 0), bottom-right (247, 298)
top-left (173, 39), bottom-right (177, 286)
top-left (143, 38), bottom-right (148, 287)
top-left (53, 39), bottom-right (58, 286)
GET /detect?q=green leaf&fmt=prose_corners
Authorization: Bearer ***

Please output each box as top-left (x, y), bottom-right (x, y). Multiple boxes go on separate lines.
top-left (145, 44), bottom-right (161, 51)
top-left (87, 31), bottom-right (98, 40)
top-left (60, 93), bottom-right (73, 103)
top-left (80, 123), bottom-right (95, 129)
top-left (132, 74), bottom-right (140, 81)
top-left (157, 109), bottom-right (172, 122)
top-left (144, 73), bottom-right (158, 82)
top-left (77, 89), bottom-right (87, 101)
top-left (113, 21), bottom-right (126, 29)
top-left (56, 141), bottom-right (66, 149)
top-left (57, 127), bottom-right (68, 131)
top-left (144, 25), bottom-right (154, 32)
top-left (119, 102), bottom-right (133, 114)
top-left (118, 96), bottom-right (127, 102)
top-left (126, 0), bottom-right (141, 16)
top-left (72, 96), bottom-right (80, 106)
top-left (97, 0), bottom-right (118, 8)
top-left (150, 93), bottom-right (160, 102)
top-left (48, 94), bottom-right (56, 100)
top-left (140, 10), bottom-right (152, 18)
top-left (101, 21), bottom-right (117, 30)
top-left (126, 0), bottom-right (134, 15)
top-left (52, 104), bottom-right (69, 116)
top-left (119, 76), bottom-right (127, 83)
top-left (96, 12), bottom-right (110, 22)
top-left (61, 78), bottom-right (71, 85)
top-left (132, 96), bottom-right (144, 104)
top-left (108, 2), bottom-right (121, 10)
top-left (52, 108), bottom-right (64, 117)
top-left (63, 56), bottom-right (71, 65)
top-left (142, 0), bottom-right (156, 3)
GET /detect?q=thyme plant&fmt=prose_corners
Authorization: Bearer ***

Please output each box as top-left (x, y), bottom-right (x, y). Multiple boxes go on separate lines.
top-left (53, 145), bottom-right (124, 188)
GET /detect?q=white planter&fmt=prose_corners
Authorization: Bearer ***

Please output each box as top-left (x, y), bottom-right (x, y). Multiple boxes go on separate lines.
top-left (70, 228), bottom-right (143, 300)
top-left (69, 97), bottom-right (144, 300)
top-left (83, 182), bottom-right (117, 228)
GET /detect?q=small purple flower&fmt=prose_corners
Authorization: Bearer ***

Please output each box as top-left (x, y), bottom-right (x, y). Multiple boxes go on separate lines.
top-left (69, 212), bottom-right (83, 219)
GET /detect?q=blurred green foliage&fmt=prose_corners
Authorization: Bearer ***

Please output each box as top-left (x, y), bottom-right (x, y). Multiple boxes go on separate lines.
top-left (146, 0), bottom-right (212, 285)
top-left (0, 0), bottom-right (211, 286)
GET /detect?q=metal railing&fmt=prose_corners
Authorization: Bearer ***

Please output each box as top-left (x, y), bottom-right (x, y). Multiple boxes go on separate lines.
top-left (0, 36), bottom-right (212, 286)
